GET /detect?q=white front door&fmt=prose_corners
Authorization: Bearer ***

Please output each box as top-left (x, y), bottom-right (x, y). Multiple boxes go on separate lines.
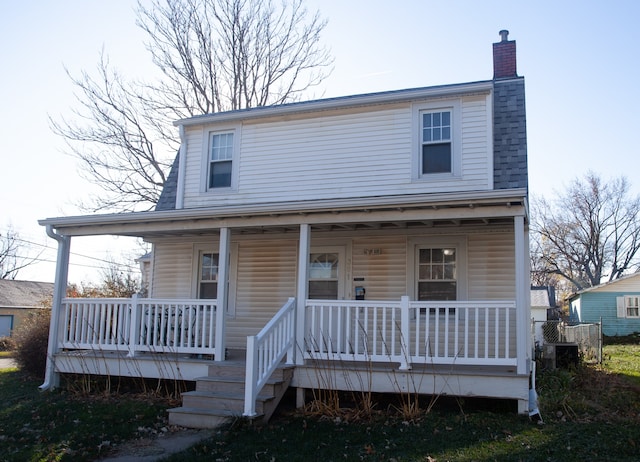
top-left (308, 246), bottom-right (346, 300)
top-left (307, 246), bottom-right (347, 353)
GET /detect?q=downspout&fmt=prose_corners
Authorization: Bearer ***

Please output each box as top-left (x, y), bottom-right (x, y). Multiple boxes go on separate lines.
top-left (39, 225), bottom-right (71, 391)
top-left (175, 125), bottom-right (187, 209)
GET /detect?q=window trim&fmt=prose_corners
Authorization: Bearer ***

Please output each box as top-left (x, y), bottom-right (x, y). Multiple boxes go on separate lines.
top-left (407, 235), bottom-right (468, 301)
top-left (618, 295), bottom-right (640, 318)
top-left (202, 125), bottom-right (241, 192)
top-left (412, 100), bottom-right (461, 181)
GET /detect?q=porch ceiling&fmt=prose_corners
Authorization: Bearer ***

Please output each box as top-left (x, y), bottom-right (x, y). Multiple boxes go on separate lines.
top-left (39, 189), bottom-right (527, 238)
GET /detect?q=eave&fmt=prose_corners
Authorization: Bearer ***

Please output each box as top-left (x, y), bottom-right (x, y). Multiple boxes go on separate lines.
top-left (174, 81), bottom-right (494, 127)
top-left (39, 189), bottom-right (528, 238)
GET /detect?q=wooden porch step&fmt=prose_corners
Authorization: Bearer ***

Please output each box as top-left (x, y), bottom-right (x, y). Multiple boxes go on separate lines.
top-left (168, 363), bottom-right (294, 429)
top-left (195, 375), bottom-right (284, 395)
top-left (181, 390), bottom-right (274, 414)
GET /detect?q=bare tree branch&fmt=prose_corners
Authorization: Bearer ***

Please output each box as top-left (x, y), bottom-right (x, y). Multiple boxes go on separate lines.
top-left (531, 172), bottom-right (640, 292)
top-left (51, 0), bottom-right (333, 212)
top-left (0, 227), bottom-right (43, 280)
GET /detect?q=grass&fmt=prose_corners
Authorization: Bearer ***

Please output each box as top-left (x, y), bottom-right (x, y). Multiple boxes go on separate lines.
top-left (0, 368), bottom-right (171, 462)
top-left (1, 344), bottom-right (639, 461)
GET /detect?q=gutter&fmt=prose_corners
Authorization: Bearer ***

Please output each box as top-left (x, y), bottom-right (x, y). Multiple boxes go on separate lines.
top-left (39, 225), bottom-right (70, 391)
top-left (39, 188), bottom-right (528, 231)
top-left (175, 125), bottom-right (186, 209)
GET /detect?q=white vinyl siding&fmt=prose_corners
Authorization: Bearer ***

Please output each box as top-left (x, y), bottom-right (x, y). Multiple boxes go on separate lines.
top-left (182, 94), bottom-right (492, 209)
top-left (151, 241), bottom-right (196, 298)
top-left (351, 236), bottom-right (407, 301)
top-left (467, 231), bottom-right (516, 299)
top-left (227, 239), bottom-right (297, 348)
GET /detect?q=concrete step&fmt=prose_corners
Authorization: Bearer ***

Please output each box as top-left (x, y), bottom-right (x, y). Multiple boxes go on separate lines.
top-left (167, 407), bottom-right (239, 429)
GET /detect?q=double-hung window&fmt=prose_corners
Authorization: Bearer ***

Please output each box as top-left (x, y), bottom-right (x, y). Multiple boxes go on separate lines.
top-left (421, 110), bottom-right (452, 174)
top-left (208, 132), bottom-right (234, 189)
top-left (625, 296), bottom-right (639, 318)
top-left (417, 247), bottom-right (457, 301)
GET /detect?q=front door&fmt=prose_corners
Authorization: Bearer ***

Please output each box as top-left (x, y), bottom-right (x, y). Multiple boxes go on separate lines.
top-left (308, 246), bottom-right (346, 300)
top-left (307, 246), bottom-right (347, 353)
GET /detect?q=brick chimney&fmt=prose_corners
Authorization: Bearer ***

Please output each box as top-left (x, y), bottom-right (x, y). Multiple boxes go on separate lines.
top-left (493, 30), bottom-right (517, 79)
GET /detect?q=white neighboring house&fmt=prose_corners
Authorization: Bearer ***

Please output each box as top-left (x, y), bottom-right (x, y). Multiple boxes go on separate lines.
top-left (39, 31), bottom-right (532, 427)
top-left (531, 286), bottom-right (556, 347)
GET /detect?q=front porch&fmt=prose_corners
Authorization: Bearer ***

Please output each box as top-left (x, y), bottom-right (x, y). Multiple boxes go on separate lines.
top-left (47, 295), bottom-right (530, 422)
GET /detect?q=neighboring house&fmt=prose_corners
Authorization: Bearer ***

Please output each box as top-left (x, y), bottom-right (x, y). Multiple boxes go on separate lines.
top-left (530, 286), bottom-right (556, 347)
top-left (0, 280), bottom-right (53, 337)
top-left (39, 31), bottom-right (531, 426)
top-left (569, 273), bottom-right (640, 337)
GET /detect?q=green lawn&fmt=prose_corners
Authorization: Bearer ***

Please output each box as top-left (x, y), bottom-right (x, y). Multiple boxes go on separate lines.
top-left (1, 344), bottom-right (639, 461)
top-left (0, 369), bottom-right (170, 461)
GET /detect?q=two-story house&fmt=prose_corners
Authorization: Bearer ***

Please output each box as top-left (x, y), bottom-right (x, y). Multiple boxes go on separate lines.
top-left (39, 31), bottom-right (531, 428)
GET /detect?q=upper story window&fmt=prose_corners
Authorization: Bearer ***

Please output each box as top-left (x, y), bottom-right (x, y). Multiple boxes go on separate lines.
top-left (421, 110), bottom-right (452, 174)
top-left (208, 132), bottom-right (234, 189)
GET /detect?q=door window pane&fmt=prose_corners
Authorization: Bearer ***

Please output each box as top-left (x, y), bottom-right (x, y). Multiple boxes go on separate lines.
top-left (199, 252), bottom-right (218, 299)
top-left (417, 248), bottom-right (456, 301)
top-left (309, 253), bottom-right (339, 299)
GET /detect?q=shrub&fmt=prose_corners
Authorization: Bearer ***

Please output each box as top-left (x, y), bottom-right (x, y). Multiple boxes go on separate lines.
top-left (11, 309), bottom-right (51, 377)
top-left (0, 336), bottom-right (14, 352)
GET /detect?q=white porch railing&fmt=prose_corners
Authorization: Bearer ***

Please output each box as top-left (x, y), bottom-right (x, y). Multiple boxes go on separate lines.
top-left (60, 296), bottom-right (218, 356)
top-left (304, 297), bottom-right (517, 368)
top-left (244, 297), bottom-right (296, 417)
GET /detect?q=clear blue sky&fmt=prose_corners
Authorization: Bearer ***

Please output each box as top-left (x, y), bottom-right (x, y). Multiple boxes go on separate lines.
top-left (1, 0), bottom-right (639, 283)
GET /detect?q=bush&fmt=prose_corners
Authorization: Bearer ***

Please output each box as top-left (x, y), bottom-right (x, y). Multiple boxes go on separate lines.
top-left (11, 309), bottom-right (51, 377)
top-left (0, 336), bottom-right (14, 352)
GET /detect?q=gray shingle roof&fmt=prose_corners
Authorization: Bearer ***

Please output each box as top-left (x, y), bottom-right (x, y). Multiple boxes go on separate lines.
top-left (493, 78), bottom-right (528, 190)
top-left (155, 152), bottom-right (180, 211)
top-left (0, 280), bottom-right (54, 308)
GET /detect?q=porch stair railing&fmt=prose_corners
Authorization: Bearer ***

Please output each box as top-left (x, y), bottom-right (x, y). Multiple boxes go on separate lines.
top-left (244, 297), bottom-right (296, 417)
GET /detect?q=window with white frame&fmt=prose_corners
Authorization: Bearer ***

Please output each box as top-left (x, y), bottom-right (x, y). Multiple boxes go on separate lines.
top-left (208, 132), bottom-right (234, 189)
top-left (625, 296), bottom-right (639, 317)
top-left (421, 110), bottom-right (452, 174)
top-left (417, 247), bottom-right (457, 301)
top-left (198, 252), bottom-right (219, 299)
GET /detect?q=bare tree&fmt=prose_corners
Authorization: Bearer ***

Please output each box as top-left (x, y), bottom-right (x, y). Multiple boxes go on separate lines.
top-left (531, 172), bottom-right (640, 292)
top-left (0, 227), bottom-right (41, 280)
top-left (51, 0), bottom-right (332, 212)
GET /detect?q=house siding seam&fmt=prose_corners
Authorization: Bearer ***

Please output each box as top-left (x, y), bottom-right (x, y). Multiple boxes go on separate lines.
top-left (492, 78), bottom-right (528, 190)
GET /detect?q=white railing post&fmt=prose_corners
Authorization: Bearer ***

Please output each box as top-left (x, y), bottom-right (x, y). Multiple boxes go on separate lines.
top-left (244, 335), bottom-right (258, 417)
top-left (286, 297), bottom-right (296, 365)
top-left (127, 294), bottom-right (140, 357)
top-left (399, 296), bottom-right (411, 370)
top-left (295, 224), bottom-right (310, 365)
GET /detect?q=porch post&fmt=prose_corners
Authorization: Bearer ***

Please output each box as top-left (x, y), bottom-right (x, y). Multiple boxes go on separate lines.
top-left (399, 296), bottom-right (411, 370)
top-left (514, 215), bottom-right (529, 375)
top-left (295, 224), bottom-right (310, 366)
top-left (215, 227), bottom-right (231, 362)
top-left (40, 226), bottom-right (70, 390)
